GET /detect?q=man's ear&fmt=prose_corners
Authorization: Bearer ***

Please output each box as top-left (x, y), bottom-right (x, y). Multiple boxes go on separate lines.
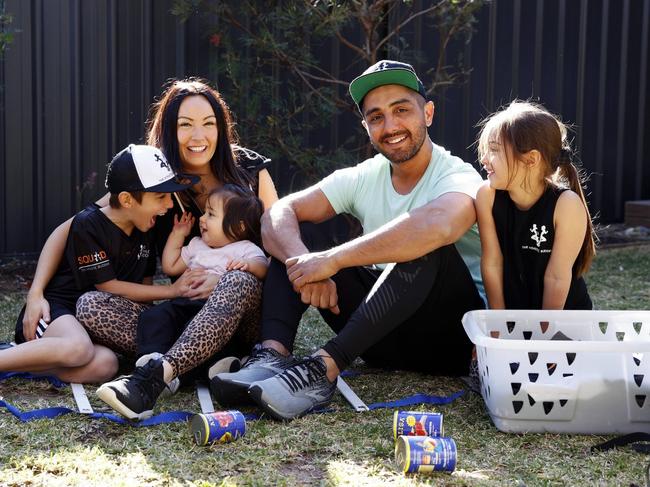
top-left (118, 191), bottom-right (132, 208)
top-left (361, 118), bottom-right (368, 133)
top-left (424, 100), bottom-right (435, 127)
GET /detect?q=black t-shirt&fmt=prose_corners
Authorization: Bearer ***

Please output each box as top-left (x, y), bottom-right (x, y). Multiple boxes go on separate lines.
top-left (44, 204), bottom-right (157, 305)
top-left (492, 186), bottom-right (592, 310)
top-left (153, 147), bottom-right (271, 259)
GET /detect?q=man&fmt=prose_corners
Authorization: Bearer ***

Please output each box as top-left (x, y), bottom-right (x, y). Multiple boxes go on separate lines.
top-left (211, 60), bottom-right (485, 420)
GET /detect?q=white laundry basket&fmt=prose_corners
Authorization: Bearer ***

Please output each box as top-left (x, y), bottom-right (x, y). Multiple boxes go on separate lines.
top-left (462, 309), bottom-right (650, 434)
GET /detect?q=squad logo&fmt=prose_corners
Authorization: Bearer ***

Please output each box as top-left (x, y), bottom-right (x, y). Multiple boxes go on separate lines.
top-left (77, 250), bottom-right (108, 268)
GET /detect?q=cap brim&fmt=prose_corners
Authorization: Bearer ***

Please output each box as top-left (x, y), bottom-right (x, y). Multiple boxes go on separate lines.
top-left (349, 69), bottom-right (421, 106)
top-left (144, 173), bottom-right (199, 193)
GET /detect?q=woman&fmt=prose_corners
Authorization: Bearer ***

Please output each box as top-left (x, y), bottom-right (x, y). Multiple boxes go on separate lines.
top-left (22, 80), bottom-right (278, 416)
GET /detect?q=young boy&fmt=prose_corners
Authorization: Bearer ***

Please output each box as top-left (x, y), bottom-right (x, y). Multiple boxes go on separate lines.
top-left (0, 144), bottom-right (196, 383)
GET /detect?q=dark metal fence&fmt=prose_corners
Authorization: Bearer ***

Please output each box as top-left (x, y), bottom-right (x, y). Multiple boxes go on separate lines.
top-left (1, 0), bottom-right (648, 256)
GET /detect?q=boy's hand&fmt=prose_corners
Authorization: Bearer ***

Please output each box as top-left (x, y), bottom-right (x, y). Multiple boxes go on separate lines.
top-left (226, 259), bottom-right (250, 272)
top-left (23, 294), bottom-right (51, 341)
top-left (172, 212), bottom-right (194, 237)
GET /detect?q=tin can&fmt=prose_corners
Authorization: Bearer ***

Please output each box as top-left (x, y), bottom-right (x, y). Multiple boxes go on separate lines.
top-left (191, 410), bottom-right (246, 446)
top-left (395, 436), bottom-right (457, 474)
top-left (393, 410), bottom-right (444, 440)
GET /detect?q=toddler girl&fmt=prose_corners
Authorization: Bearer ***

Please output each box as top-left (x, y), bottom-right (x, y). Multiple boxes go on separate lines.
top-left (136, 183), bottom-right (268, 360)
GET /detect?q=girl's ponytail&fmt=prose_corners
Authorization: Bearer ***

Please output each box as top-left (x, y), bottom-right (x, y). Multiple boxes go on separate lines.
top-left (556, 148), bottom-right (596, 276)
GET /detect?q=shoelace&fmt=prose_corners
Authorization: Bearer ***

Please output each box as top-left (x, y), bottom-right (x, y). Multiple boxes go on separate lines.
top-left (277, 358), bottom-right (326, 393)
top-left (244, 346), bottom-right (277, 367)
top-left (245, 346), bottom-right (293, 369)
top-left (130, 361), bottom-right (166, 404)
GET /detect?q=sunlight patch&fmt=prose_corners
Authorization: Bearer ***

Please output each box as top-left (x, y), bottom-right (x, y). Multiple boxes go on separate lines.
top-left (327, 458), bottom-right (410, 486)
top-left (1, 446), bottom-right (176, 486)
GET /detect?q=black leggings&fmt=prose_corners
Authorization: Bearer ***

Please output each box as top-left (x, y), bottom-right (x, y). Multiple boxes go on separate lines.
top-left (261, 222), bottom-right (485, 375)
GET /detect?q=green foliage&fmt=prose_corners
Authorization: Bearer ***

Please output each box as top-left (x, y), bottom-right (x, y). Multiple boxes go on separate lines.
top-left (0, 0), bottom-right (14, 55)
top-left (172, 0), bottom-right (483, 190)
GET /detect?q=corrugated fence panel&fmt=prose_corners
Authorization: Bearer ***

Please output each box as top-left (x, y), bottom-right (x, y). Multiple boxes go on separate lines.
top-left (1, 0), bottom-right (649, 256)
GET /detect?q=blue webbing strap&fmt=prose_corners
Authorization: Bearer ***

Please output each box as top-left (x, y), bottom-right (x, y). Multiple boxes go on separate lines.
top-left (0, 372), bottom-right (194, 425)
top-left (0, 397), bottom-right (195, 426)
top-left (0, 371), bottom-right (465, 425)
top-left (366, 390), bottom-right (466, 410)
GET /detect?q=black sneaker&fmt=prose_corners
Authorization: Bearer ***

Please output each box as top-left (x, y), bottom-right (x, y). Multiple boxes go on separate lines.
top-left (248, 356), bottom-right (337, 421)
top-left (210, 344), bottom-right (298, 407)
top-left (96, 357), bottom-right (168, 420)
top-left (461, 357), bottom-right (481, 394)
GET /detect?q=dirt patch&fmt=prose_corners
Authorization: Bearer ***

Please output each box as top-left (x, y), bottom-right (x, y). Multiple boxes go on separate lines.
top-left (276, 455), bottom-right (325, 485)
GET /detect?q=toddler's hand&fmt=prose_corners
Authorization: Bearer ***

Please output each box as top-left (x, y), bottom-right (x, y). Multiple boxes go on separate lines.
top-left (172, 212), bottom-right (194, 237)
top-left (226, 259), bottom-right (250, 272)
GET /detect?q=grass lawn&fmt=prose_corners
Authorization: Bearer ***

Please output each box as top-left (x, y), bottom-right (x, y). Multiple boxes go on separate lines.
top-left (0, 244), bottom-right (649, 486)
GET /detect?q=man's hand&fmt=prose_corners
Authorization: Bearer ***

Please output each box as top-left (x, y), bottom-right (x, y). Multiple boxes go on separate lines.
top-left (181, 269), bottom-right (220, 300)
top-left (297, 279), bottom-right (340, 315)
top-left (23, 294), bottom-right (51, 341)
top-left (286, 250), bottom-right (340, 289)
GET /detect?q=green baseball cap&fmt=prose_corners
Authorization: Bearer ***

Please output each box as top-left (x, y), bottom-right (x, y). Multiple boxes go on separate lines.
top-left (349, 60), bottom-right (427, 110)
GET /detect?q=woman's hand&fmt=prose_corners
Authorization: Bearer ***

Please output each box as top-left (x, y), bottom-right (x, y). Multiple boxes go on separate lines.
top-left (181, 269), bottom-right (220, 300)
top-left (22, 293), bottom-right (51, 341)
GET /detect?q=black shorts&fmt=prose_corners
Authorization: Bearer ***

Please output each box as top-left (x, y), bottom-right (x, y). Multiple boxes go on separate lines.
top-left (14, 297), bottom-right (77, 344)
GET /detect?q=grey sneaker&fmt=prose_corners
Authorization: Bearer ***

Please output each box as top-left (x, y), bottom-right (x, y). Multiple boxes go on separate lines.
top-left (210, 344), bottom-right (298, 407)
top-left (135, 353), bottom-right (180, 397)
top-left (248, 356), bottom-right (337, 421)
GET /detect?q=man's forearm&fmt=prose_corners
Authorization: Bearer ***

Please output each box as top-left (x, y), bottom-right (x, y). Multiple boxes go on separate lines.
top-left (261, 204), bottom-right (310, 262)
top-left (332, 203), bottom-right (471, 269)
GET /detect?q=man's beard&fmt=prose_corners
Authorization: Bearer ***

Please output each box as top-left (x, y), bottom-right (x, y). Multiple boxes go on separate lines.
top-left (371, 124), bottom-right (428, 164)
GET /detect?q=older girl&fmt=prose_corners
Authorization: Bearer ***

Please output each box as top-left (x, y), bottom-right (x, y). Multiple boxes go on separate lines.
top-left (475, 101), bottom-right (594, 310)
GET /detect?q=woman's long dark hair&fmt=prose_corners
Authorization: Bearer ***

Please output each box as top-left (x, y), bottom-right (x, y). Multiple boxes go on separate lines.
top-left (146, 78), bottom-right (253, 189)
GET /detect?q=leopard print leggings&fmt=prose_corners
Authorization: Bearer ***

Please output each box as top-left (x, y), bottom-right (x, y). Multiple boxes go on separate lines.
top-left (76, 270), bottom-right (262, 377)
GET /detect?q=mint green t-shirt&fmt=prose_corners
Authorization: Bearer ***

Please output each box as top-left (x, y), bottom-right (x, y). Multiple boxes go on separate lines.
top-left (318, 142), bottom-right (485, 301)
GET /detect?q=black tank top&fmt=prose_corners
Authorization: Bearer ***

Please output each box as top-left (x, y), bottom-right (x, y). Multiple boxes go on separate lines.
top-left (492, 186), bottom-right (592, 309)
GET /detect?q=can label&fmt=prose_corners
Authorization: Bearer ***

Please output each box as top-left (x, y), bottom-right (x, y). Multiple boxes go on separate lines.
top-left (191, 410), bottom-right (246, 446)
top-left (393, 411), bottom-right (444, 440)
top-left (395, 436), bottom-right (457, 473)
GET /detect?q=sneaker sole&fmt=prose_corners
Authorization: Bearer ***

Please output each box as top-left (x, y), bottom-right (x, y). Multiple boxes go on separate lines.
top-left (209, 376), bottom-right (255, 407)
top-left (247, 385), bottom-right (327, 421)
top-left (96, 384), bottom-right (153, 421)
